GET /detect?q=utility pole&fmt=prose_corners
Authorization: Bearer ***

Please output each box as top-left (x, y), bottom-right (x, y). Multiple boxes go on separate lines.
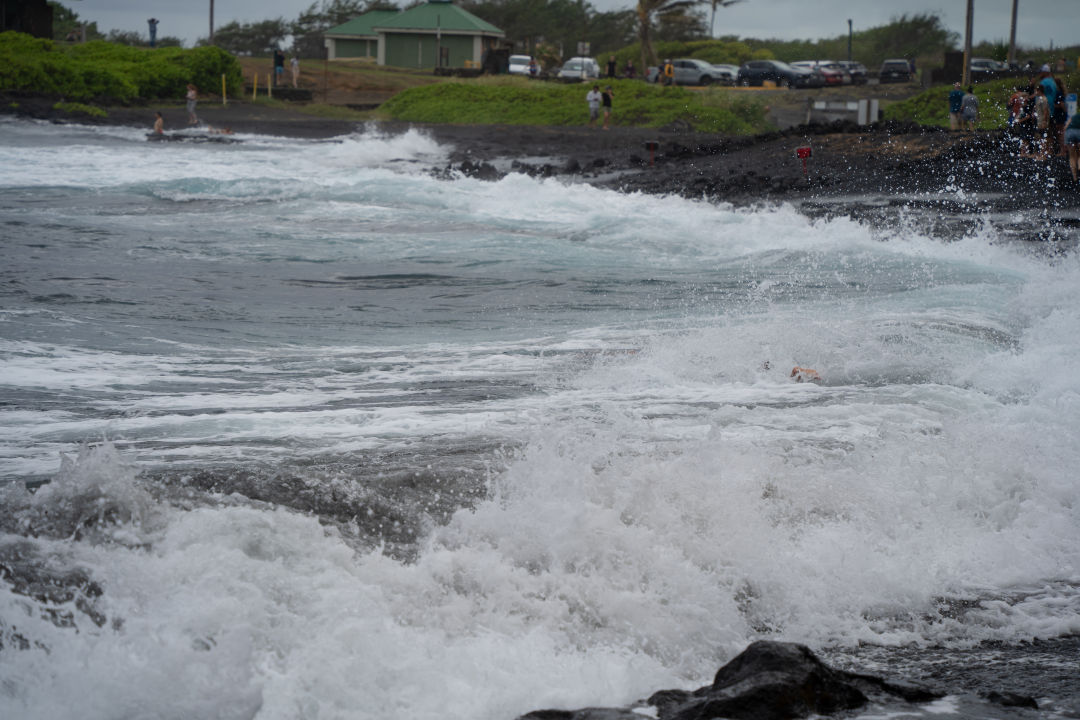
top-left (847, 19), bottom-right (852, 62)
top-left (1007, 0), bottom-right (1018, 67)
top-left (209, 0), bottom-right (215, 43)
top-left (962, 0), bottom-right (973, 87)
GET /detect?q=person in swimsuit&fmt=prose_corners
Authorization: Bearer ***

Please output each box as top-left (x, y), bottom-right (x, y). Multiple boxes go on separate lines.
top-left (185, 84), bottom-right (198, 125)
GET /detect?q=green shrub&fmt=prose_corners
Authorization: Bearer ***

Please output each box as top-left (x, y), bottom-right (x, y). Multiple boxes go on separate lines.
top-left (0, 32), bottom-right (243, 101)
top-left (884, 71), bottom-right (1079, 129)
top-left (53, 101), bottom-right (107, 117)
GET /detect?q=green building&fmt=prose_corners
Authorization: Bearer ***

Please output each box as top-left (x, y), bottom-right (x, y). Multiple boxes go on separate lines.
top-left (323, 1), bottom-right (504, 69)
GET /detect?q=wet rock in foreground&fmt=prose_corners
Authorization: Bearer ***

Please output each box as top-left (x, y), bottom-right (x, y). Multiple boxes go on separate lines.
top-left (517, 640), bottom-right (943, 720)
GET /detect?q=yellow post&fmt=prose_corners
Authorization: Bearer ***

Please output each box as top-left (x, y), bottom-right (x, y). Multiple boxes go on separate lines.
top-left (252, 72), bottom-right (257, 100)
top-left (221, 73), bottom-right (227, 105)
top-left (267, 74), bottom-right (272, 99)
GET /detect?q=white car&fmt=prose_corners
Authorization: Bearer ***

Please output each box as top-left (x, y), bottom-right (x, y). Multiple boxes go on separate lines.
top-left (557, 57), bottom-right (600, 80)
top-left (508, 54), bottom-right (540, 76)
top-left (711, 64), bottom-right (739, 84)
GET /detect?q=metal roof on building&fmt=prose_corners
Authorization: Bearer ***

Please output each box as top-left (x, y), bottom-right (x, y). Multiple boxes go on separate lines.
top-left (374, 2), bottom-right (502, 35)
top-left (324, 10), bottom-right (399, 38)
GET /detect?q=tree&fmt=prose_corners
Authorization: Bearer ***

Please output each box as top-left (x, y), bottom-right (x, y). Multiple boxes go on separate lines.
top-left (199, 18), bottom-right (289, 56)
top-left (707, 0), bottom-right (742, 38)
top-left (49, 1), bottom-right (104, 42)
top-left (290, 0), bottom-right (385, 58)
top-left (635, 0), bottom-right (703, 71)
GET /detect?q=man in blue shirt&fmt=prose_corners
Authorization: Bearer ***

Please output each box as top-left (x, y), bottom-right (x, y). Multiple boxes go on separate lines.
top-left (948, 82), bottom-right (965, 131)
top-left (1039, 65), bottom-right (1058, 108)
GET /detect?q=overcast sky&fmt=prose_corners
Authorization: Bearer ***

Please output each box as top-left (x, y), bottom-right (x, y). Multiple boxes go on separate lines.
top-left (67, 0), bottom-right (1073, 52)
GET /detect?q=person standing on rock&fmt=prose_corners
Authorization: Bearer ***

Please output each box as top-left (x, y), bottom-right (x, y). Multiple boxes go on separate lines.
top-left (586, 84), bottom-right (602, 128)
top-left (601, 86), bottom-right (613, 130)
top-left (960, 86), bottom-right (979, 131)
top-left (948, 82), bottom-right (965, 131)
top-left (185, 84), bottom-right (198, 125)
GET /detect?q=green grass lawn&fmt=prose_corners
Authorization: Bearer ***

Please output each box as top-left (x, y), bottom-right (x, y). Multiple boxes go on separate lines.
top-left (377, 75), bottom-right (769, 132)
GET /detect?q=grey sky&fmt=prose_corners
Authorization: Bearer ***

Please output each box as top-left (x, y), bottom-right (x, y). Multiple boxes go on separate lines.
top-left (66, 0), bottom-right (1075, 53)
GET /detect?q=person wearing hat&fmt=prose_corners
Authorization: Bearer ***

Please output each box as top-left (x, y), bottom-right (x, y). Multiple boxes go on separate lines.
top-left (948, 82), bottom-right (965, 131)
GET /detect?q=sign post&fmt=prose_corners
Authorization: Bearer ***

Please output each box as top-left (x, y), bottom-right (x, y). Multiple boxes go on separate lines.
top-left (795, 146), bottom-right (812, 178)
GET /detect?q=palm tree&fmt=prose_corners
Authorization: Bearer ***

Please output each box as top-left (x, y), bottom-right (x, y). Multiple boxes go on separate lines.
top-left (636, 0), bottom-right (744, 73)
top-left (708, 0), bottom-right (744, 38)
top-left (636, 0), bottom-right (699, 73)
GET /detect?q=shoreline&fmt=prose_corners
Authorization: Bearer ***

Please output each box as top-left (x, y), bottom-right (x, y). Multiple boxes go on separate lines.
top-left (5, 95), bottom-right (1080, 240)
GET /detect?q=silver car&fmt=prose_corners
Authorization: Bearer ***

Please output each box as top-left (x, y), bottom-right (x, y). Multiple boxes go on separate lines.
top-left (557, 57), bottom-right (600, 80)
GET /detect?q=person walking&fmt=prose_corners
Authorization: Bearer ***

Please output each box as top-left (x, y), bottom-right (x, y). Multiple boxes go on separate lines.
top-left (601, 85), bottom-right (613, 130)
top-left (1032, 83), bottom-right (1051, 160)
top-left (586, 84), bottom-right (602, 128)
top-left (1066, 110), bottom-right (1080, 184)
top-left (960, 86), bottom-right (978, 131)
top-left (273, 49), bottom-right (285, 87)
top-left (185, 83), bottom-right (198, 125)
top-left (290, 56), bottom-right (300, 88)
top-left (947, 82), bottom-right (965, 131)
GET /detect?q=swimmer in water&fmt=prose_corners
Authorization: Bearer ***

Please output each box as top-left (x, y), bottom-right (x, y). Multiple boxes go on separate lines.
top-left (790, 366), bottom-right (821, 383)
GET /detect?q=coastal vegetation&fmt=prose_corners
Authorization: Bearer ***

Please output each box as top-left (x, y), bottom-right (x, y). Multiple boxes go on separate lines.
top-left (377, 76), bottom-right (767, 132)
top-left (884, 69), bottom-right (1080, 129)
top-left (0, 32), bottom-right (244, 102)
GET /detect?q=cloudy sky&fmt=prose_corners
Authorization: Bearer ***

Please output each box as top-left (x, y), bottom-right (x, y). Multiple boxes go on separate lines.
top-left (67, 0), bottom-right (1072, 51)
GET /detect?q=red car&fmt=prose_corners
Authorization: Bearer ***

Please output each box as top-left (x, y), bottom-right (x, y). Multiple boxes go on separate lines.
top-left (792, 60), bottom-right (850, 86)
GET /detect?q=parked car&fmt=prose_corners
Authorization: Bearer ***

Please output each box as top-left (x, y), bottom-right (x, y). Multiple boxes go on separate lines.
top-left (645, 58), bottom-right (720, 85)
top-left (710, 63), bottom-right (739, 85)
top-left (879, 58), bottom-right (913, 83)
top-left (792, 60), bottom-right (848, 86)
top-left (737, 60), bottom-right (821, 88)
top-left (557, 57), bottom-right (600, 80)
top-left (837, 61), bottom-right (868, 84)
top-left (970, 57), bottom-right (1007, 77)
top-left (508, 54), bottom-right (540, 76)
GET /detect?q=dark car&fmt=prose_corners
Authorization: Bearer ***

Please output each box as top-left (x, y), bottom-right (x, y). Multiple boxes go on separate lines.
top-left (879, 59), bottom-right (912, 83)
top-left (837, 61), bottom-right (868, 84)
top-left (736, 60), bottom-right (820, 88)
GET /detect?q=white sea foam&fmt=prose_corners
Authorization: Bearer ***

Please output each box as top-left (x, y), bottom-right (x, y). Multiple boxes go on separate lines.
top-left (2, 118), bottom-right (1079, 719)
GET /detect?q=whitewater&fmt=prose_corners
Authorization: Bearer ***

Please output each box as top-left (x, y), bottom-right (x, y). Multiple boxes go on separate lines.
top-left (1, 118), bottom-right (1078, 719)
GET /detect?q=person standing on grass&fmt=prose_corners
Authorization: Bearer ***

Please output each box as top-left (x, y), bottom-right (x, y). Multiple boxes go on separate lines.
top-left (601, 86), bottom-right (613, 130)
top-left (586, 84), bottom-right (602, 128)
top-left (960, 86), bottom-right (978, 131)
top-left (948, 82), bottom-right (964, 131)
top-left (606, 55), bottom-right (617, 79)
top-left (273, 49), bottom-right (285, 87)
